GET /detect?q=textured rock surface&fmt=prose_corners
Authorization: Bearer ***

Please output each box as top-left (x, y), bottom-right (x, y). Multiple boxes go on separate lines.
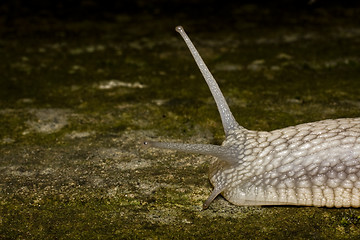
top-left (1, 0), bottom-right (360, 239)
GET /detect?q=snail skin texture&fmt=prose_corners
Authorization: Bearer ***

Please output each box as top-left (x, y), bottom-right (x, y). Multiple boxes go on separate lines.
top-left (144, 26), bottom-right (360, 209)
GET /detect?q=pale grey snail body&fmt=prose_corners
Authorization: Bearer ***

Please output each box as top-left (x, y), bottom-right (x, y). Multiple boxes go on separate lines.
top-left (144, 26), bottom-right (360, 209)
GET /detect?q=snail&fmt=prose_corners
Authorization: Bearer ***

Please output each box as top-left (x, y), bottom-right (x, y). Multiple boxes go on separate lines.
top-left (144, 26), bottom-right (360, 209)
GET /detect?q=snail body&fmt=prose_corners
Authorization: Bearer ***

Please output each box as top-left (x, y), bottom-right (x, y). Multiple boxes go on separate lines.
top-left (145, 26), bottom-right (360, 209)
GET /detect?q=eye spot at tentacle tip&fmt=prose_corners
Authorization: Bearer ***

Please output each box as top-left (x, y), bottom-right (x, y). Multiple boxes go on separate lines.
top-left (175, 26), bottom-right (184, 33)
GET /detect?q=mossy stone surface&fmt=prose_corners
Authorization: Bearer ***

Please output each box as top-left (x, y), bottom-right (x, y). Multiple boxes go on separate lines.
top-left (1, 1), bottom-right (360, 239)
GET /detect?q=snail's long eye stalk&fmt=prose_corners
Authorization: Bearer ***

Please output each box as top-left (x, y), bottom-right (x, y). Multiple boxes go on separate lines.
top-left (142, 26), bottom-right (242, 166)
top-left (175, 26), bottom-right (240, 136)
top-left (143, 141), bottom-right (239, 166)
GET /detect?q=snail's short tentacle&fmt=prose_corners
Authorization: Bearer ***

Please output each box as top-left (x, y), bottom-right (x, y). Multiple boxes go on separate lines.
top-left (203, 185), bottom-right (226, 209)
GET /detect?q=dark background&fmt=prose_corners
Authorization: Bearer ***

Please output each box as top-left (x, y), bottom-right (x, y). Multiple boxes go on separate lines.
top-left (2, 0), bottom-right (360, 21)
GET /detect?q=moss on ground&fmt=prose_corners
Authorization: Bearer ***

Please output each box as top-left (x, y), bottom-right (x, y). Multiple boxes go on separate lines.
top-left (1, 1), bottom-right (360, 239)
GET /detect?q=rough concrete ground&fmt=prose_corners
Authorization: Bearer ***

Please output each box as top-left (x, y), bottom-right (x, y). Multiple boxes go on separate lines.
top-left (1, 1), bottom-right (360, 239)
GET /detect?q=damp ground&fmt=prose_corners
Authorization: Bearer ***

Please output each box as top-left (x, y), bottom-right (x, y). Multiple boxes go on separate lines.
top-left (1, 1), bottom-right (360, 239)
